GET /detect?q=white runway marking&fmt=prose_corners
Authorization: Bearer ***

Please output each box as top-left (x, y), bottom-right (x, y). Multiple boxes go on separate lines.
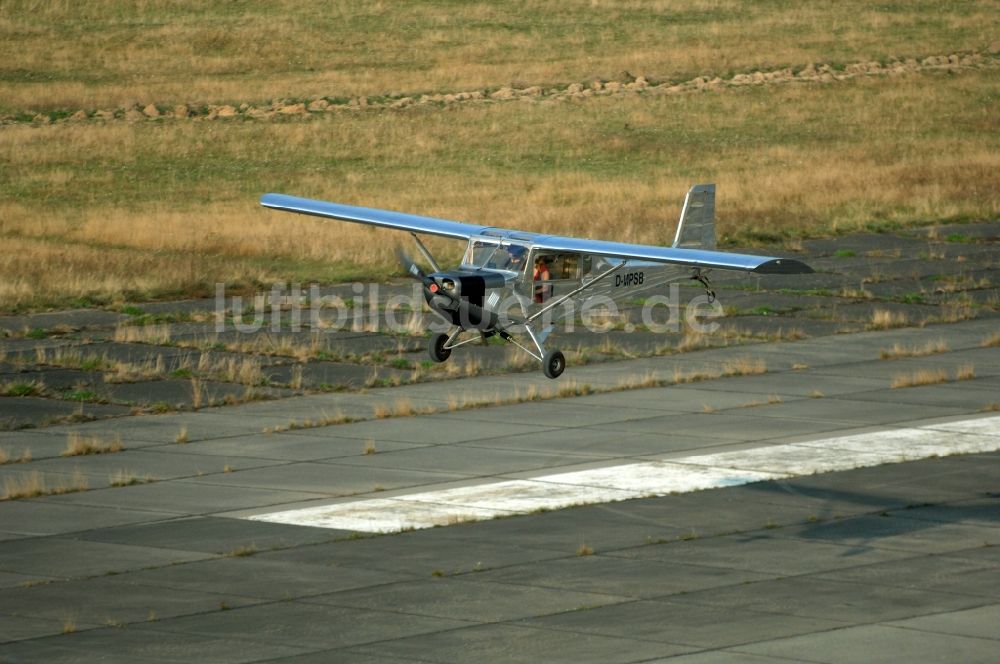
top-left (247, 415), bottom-right (1000, 533)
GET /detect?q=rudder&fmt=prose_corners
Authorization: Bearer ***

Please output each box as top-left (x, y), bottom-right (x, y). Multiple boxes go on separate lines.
top-left (672, 184), bottom-right (716, 251)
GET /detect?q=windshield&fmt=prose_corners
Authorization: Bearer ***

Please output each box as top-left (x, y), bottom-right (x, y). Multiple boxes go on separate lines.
top-left (463, 240), bottom-right (528, 273)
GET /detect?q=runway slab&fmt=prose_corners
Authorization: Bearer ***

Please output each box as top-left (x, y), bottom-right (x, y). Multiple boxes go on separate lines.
top-left (1, 317), bottom-right (999, 662)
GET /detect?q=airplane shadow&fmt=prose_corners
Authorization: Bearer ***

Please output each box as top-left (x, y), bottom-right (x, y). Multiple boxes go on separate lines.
top-left (739, 474), bottom-right (1000, 557)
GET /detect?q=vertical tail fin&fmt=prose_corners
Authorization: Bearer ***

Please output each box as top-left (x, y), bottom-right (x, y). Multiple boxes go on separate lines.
top-left (672, 184), bottom-right (716, 251)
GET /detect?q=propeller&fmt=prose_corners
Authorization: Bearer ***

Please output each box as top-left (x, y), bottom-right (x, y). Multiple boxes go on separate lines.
top-left (395, 245), bottom-right (427, 281)
top-left (395, 245), bottom-right (444, 300)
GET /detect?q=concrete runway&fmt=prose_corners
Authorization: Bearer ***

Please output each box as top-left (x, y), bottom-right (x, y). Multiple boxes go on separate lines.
top-left (1, 317), bottom-right (999, 662)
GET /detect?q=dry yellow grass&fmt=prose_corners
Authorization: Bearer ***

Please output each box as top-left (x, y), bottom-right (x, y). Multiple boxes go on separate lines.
top-left (0, 447), bottom-right (31, 465)
top-left (2, 2), bottom-right (994, 113)
top-left (392, 398), bottom-right (416, 417)
top-left (62, 432), bottom-right (124, 457)
top-left (195, 354), bottom-right (265, 386)
top-left (890, 369), bottom-right (948, 389)
top-left (673, 368), bottom-right (717, 384)
top-left (2, 471), bottom-right (46, 499)
top-left (557, 381), bottom-right (593, 398)
top-left (879, 340), bottom-right (948, 360)
top-left (937, 299), bottom-right (977, 323)
top-left (113, 324), bottom-right (172, 345)
top-left (1, 66), bottom-right (997, 310)
top-left (363, 438), bottom-right (377, 455)
top-left (2, 470), bottom-right (89, 500)
top-left (677, 331), bottom-right (708, 353)
top-left (982, 331), bottom-right (1000, 348)
top-left (104, 355), bottom-right (166, 383)
top-left (722, 357), bottom-right (767, 376)
top-left (619, 371), bottom-right (663, 389)
top-left (190, 378), bottom-right (203, 410)
top-left (34, 347), bottom-right (115, 372)
top-left (108, 469), bottom-right (154, 487)
top-left (955, 364), bottom-right (975, 381)
top-left (225, 543), bottom-right (258, 558)
top-left (870, 309), bottom-right (909, 330)
top-left (289, 365), bottom-right (303, 390)
top-left (174, 425), bottom-right (189, 443)
top-left (739, 394), bottom-right (782, 408)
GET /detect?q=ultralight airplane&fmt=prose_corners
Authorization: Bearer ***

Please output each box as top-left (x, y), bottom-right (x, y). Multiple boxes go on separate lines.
top-left (261, 184), bottom-right (812, 379)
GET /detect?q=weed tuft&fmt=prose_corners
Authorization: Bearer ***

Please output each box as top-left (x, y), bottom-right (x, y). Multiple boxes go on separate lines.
top-left (981, 331), bottom-right (1000, 348)
top-left (891, 369), bottom-right (948, 389)
top-left (869, 309), bottom-right (908, 330)
top-left (109, 469), bottom-right (154, 487)
top-left (62, 432), bottom-right (124, 457)
top-left (722, 357), bottom-right (767, 376)
top-left (880, 340), bottom-right (947, 360)
top-left (0, 447), bottom-right (32, 465)
top-left (3, 470), bottom-right (88, 500)
top-left (226, 543), bottom-right (257, 557)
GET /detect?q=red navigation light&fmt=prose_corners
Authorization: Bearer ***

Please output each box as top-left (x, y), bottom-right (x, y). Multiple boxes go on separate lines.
top-left (429, 283), bottom-right (439, 293)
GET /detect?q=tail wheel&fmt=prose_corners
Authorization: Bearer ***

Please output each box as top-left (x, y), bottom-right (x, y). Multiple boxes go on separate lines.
top-left (429, 333), bottom-right (452, 363)
top-left (542, 350), bottom-right (565, 379)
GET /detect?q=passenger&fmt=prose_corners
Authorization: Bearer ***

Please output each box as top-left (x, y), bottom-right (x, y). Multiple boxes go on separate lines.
top-left (533, 256), bottom-right (551, 303)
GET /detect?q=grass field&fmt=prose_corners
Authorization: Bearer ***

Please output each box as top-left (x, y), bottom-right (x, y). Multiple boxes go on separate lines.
top-left (0, 1), bottom-right (998, 311)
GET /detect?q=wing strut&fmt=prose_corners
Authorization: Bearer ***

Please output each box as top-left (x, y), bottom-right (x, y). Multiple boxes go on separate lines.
top-left (410, 233), bottom-right (441, 273)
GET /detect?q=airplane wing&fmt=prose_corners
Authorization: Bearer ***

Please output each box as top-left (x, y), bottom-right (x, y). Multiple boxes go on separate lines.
top-left (260, 193), bottom-right (491, 240)
top-left (530, 235), bottom-right (813, 274)
top-left (261, 193), bottom-right (812, 274)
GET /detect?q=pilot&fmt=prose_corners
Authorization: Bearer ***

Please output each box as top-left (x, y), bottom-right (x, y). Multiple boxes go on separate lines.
top-left (533, 256), bottom-right (551, 303)
top-left (505, 245), bottom-right (526, 270)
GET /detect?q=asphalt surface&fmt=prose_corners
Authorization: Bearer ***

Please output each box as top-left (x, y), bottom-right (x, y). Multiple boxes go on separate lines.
top-left (1, 314), bottom-right (998, 662)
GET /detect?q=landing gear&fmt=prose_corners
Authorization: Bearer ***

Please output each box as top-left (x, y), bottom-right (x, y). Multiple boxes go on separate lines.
top-left (543, 350), bottom-right (565, 380)
top-left (691, 269), bottom-right (716, 302)
top-left (429, 333), bottom-right (451, 363)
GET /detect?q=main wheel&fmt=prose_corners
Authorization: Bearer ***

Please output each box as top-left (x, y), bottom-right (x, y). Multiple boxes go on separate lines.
top-left (542, 349), bottom-right (565, 379)
top-left (429, 333), bottom-right (452, 363)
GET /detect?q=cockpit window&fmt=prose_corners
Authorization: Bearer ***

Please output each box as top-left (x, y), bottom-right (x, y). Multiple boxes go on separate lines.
top-left (465, 240), bottom-right (499, 267)
top-left (463, 240), bottom-right (529, 273)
